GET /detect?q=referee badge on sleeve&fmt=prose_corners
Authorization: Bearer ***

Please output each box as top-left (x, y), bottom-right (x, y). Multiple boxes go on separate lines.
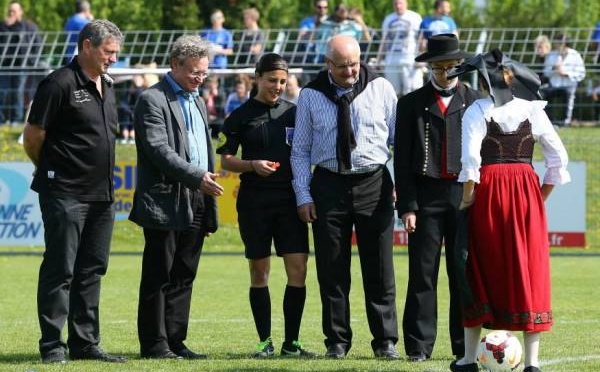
top-left (285, 127), bottom-right (294, 147)
top-left (217, 132), bottom-right (227, 148)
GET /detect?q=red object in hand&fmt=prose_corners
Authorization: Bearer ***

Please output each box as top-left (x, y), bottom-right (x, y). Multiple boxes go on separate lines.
top-left (273, 162), bottom-right (280, 169)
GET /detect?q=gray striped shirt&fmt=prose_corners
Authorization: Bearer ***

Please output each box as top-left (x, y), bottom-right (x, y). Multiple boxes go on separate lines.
top-left (291, 76), bottom-right (397, 205)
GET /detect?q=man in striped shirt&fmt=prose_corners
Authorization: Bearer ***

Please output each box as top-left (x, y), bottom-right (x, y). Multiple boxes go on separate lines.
top-left (290, 34), bottom-right (399, 359)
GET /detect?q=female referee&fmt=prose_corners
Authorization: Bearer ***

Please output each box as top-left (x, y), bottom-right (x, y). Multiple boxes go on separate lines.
top-left (216, 53), bottom-right (315, 358)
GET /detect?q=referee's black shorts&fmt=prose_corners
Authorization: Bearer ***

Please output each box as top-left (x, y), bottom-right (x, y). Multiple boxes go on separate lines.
top-left (237, 186), bottom-right (309, 259)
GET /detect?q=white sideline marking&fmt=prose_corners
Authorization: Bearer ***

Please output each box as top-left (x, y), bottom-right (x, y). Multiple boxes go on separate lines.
top-left (541, 354), bottom-right (600, 366)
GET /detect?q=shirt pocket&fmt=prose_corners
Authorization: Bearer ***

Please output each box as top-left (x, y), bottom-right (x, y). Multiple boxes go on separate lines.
top-left (353, 105), bottom-right (385, 140)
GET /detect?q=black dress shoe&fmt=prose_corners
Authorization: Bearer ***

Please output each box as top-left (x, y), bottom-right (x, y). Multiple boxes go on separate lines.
top-left (70, 346), bottom-right (127, 363)
top-left (374, 341), bottom-right (400, 359)
top-left (325, 343), bottom-right (347, 359)
top-left (449, 360), bottom-right (479, 372)
top-left (174, 347), bottom-right (208, 360)
top-left (523, 367), bottom-right (541, 372)
top-left (41, 350), bottom-right (67, 364)
top-left (408, 352), bottom-right (428, 362)
top-left (141, 349), bottom-right (183, 359)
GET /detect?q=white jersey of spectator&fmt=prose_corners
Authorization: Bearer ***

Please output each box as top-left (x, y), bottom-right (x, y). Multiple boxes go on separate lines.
top-left (381, 9), bottom-right (422, 61)
top-left (380, 1), bottom-right (422, 95)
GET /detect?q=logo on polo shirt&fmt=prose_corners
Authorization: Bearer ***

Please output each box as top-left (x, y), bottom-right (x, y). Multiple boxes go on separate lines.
top-left (73, 89), bottom-right (91, 103)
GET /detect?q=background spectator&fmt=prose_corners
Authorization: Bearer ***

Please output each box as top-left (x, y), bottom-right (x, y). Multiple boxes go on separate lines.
top-left (280, 73), bottom-right (301, 104)
top-left (202, 75), bottom-right (226, 138)
top-left (299, 0), bottom-right (329, 37)
top-left (224, 75), bottom-right (250, 117)
top-left (418, 0), bottom-right (457, 52)
top-left (297, 1), bottom-right (330, 77)
top-left (118, 62), bottom-right (159, 145)
top-left (534, 35), bottom-right (551, 85)
top-left (348, 7), bottom-right (373, 43)
top-left (0, 1), bottom-right (39, 125)
top-left (63, 0), bottom-right (93, 64)
top-left (542, 34), bottom-right (586, 126)
top-left (313, 3), bottom-right (363, 63)
top-left (380, 0), bottom-right (423, 96)
top-left (238, 7), bottom-right (264, 65)
top-left (200, 9), bottom-right (233, 69)
top-left (591, 21), bottom-right (600, 64)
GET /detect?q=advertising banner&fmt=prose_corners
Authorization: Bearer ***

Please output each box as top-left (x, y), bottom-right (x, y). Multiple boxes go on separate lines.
top-left (0, 161), bottom-right (587, 247)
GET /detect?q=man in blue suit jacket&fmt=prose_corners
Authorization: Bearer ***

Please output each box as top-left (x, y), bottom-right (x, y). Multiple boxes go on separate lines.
top-left (129, 35), bottom-right (223, 360)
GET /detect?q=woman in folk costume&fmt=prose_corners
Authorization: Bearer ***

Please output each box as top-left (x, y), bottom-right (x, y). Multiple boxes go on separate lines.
top-left (448, 49), bottom-right (570, 372)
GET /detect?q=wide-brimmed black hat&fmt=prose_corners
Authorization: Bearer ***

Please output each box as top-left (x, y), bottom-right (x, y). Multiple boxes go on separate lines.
top-left (447, 48), bottom-right (542, 106)
top-left (414, 33), bottom-right (472, 62)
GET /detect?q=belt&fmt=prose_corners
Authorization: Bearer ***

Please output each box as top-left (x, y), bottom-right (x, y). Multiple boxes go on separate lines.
top-left (316, 164), bottom-right (384, 177)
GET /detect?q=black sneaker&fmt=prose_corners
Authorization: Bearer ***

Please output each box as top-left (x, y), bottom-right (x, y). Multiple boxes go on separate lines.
top-left (252, 337), bottom-right (275, 358)
top-left (281, 340), bottom-right (317, 358)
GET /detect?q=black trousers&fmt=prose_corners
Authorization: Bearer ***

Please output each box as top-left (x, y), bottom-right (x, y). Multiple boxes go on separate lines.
top-left (137, 193), bottom-right (205, 354)
top-left (310, 166), bottom-right (398, 352)
top-left (402, 177), bottom-right (464, 357)
top-left (37, 195), bottom-right (114, 355)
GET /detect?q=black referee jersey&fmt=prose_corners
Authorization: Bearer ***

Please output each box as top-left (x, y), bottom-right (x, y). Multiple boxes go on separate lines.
top-left (216, 97), bottom-right (297, 190)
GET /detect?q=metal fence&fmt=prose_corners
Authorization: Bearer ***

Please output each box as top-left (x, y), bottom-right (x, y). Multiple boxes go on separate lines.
top-left (1, 27), bottom-right (599, 123)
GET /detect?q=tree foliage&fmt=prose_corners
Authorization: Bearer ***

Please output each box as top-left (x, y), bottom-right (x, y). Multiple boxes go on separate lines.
top-left (0, 0), bottom-right (597, 31)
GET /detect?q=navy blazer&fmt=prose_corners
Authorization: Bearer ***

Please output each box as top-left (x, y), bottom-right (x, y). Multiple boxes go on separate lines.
top-left (129, 78), bottom-right (218, 232)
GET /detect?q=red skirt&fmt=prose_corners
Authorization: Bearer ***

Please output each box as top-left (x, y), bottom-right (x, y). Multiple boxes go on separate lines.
top-left (464, 163), bottom-right (552, 332)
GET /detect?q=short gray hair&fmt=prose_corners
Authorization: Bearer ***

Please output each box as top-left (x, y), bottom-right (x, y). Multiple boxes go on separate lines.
top-left (170, 35), bottom-right (211, 65)
top-left (77, 19), bottom-right (123, 50)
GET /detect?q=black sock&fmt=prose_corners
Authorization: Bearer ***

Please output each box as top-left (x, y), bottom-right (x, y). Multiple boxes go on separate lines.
top-left (249, 286), bottom-right (271, 341)
top-left (283, 285), bottom-right (306, 344)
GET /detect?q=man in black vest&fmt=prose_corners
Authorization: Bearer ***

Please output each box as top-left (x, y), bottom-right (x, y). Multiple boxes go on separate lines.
top-left (394, 33), bottom-right (482, 362)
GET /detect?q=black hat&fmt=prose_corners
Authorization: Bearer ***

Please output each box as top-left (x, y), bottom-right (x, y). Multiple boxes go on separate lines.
top-left (414, 33), bottom-right (472, 62)
top-left (447, 48), bottom-right (542, 106)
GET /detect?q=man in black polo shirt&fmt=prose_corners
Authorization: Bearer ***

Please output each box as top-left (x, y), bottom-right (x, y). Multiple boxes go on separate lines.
top-left (22, 19), bottom-right (126, 364)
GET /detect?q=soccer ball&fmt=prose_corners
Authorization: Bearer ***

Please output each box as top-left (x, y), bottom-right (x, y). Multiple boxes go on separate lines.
top-left (477, 330), bottom-right (523, 371)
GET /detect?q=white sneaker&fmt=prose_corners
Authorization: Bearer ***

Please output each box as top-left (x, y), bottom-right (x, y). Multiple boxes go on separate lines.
top-left (120, 138), bottom-right (128, 144)
top-left (128, 138), bottom-right (135, 145)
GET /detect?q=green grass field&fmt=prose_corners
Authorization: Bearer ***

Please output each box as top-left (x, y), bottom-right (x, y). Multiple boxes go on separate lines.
top-left (2, 125), bottom-right (600, 371)
top-left (0, 252), bottom-right (599, 371)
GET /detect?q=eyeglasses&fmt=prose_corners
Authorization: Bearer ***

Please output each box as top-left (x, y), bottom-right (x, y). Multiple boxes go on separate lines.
top-left (328, 61), bottom-right (360, 69)
top-left (316, 5), bottom-right (328, 9)
top-left (189, 70), bottom-right (209, 80)
top-left (430, 65), bottom-right (459, 75)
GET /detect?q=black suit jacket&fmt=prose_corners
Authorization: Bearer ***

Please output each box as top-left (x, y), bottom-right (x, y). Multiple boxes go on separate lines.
top-left (129, 78), bottom-right (218, 232)
top-left (394, 81), bottom-right (482, 216)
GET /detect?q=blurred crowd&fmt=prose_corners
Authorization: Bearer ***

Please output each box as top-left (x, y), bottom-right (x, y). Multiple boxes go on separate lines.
top-left (1, 0), bottom-right (600, 131)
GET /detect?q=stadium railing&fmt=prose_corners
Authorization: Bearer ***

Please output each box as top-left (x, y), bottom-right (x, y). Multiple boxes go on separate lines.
top-left (1, 27), bottom-right (599, 122)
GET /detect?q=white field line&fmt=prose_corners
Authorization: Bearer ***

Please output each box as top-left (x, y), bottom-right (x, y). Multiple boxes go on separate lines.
top-left (541, 354), bottom-right (600, 366)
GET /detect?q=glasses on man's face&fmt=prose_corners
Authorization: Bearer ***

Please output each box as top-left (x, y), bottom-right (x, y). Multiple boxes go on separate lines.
top-left (329, 61), bottom-right (360, 70)
top-left (316, 5), bottom-right (328, 10)
top-left (430, 65), bottom-right (459, 75)
top-left (189, 70), bottom-right (209, 80)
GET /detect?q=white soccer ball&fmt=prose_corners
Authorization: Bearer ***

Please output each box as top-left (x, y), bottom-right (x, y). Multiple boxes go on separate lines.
top-left (477, 330), bottom-right (523, 371)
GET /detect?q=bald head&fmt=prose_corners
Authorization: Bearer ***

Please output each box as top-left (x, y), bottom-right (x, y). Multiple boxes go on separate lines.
top-left (326, 35), bottom-right (361, 61)
top-left (325, 35), bottom-right (361, 88)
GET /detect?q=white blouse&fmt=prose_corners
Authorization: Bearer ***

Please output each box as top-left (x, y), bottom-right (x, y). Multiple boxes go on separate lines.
top-left (458, 97), bottom-right (571, 185)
